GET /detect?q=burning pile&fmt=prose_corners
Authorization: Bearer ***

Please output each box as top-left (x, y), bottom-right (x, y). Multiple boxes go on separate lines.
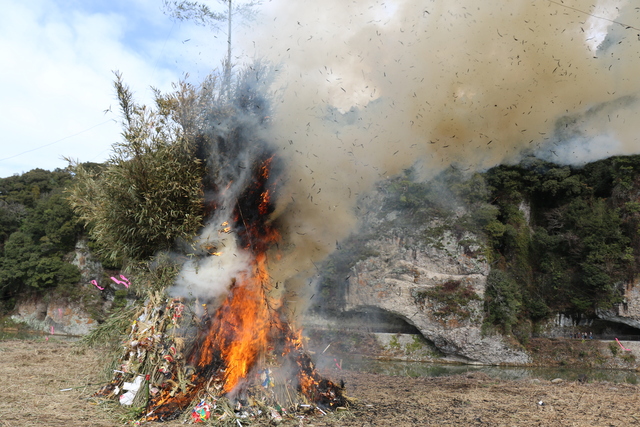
top-left (94, 294), bottom-right (347, 423)
top-left (94, 152), bottom-right (348, 423)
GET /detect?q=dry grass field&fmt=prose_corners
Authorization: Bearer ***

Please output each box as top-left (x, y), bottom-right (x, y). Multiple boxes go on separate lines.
top-left (1, 339), bottom-right (639, 426)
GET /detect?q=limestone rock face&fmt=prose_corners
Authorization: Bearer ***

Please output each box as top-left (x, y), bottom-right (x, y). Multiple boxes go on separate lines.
top-left (71, 238), bottom-right (104, 284)
top-left (12, 296), bottom-right (96, 336)
top-left (10, 239), bottom-right (104, 336)
top-left (328, 184), bottom-right (531, 365)
top-left (597, 280), bottom-right (640, 329)
top-left (344, 232), bottom-right (530, 364)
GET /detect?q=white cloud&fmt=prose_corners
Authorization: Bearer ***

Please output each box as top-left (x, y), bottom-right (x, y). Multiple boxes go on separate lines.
top-left (585, 0), bottom-right (628, 51)
top-left (0, 0), bottom-right (227, 177)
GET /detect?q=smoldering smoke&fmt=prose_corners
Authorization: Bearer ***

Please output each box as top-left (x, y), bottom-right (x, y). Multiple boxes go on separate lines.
top-left (170, 218), bottom-right (253, 301)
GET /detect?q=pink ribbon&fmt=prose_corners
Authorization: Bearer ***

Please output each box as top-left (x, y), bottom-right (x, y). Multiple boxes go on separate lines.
top-left (110, 275), bottom-right (131, 288)
top-left (91, 280), bottom-right (104, 290)
top-left (615, 338), bottom-right (632, 351)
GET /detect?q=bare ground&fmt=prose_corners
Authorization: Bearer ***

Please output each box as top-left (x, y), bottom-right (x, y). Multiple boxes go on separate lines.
top-left (1, 339), bottom-right (639, 427)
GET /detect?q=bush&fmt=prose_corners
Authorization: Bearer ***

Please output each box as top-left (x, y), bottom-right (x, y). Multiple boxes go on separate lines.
top-left (415, 280), bottom-right (481, 321)
top-left (67, 73), bottom-right (207, 262)
top-left (608, 342), bottom-right (619, 356)
top-left (484, 269), bottom-right (521, 334)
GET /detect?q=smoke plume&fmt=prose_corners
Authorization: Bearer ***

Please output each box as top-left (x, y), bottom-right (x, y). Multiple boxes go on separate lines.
top-left (233, 0), bottom-right (640, 300)
top-left (175, 1), bottom-right (640, 312)
top-left (171, 218), bottom-right (253, 301)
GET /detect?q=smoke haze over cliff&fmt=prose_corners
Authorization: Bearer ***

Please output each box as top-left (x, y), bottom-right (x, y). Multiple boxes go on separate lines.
top-left (234, 0), bottom-right (640, 292)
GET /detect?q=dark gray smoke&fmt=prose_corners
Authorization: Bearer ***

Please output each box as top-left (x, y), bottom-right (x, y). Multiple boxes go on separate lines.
top-left (169, 65), bottom-right (281, 301)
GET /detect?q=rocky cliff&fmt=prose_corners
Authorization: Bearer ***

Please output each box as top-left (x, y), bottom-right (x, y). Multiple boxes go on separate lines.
top-left (313, 178), bottom-right (531, 365)
top-left (343, 231), bottom-right (530, 365)
top-left (11, 296), bottom-right (97, 336)
top-left (9, 239), bottom-right (107, 335)
top-left (597, 280), bottom-right (640, 330)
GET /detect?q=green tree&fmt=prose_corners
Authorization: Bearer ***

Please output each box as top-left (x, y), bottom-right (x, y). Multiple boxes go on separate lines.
top-left (0, 168), bottom-right (73, 208)
top-left (0, 231), bottom-right (37, 295)
top-left (0, 170), bottom-right (82, 300)
top-left (484, 269), bottom-right (521, 334)
top-left (67, 73), bottom-right (207, 262)
top-left (22, 191), bottom-right (80, 253)
top-left (0, 230), bottom-right (79, 296)
top-left (0, 200), bottom-right (26, 247)
top-left (485, 157), bottom-right (636, 317)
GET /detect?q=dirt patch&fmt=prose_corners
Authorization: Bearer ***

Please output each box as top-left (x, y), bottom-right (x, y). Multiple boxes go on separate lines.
top-left (1, 339), bottom-right (639, 426)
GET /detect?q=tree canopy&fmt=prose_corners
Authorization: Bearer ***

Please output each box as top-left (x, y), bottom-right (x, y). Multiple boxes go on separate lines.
top-left (483, 156), bottom-right (640, 331)
top-left (0, 169), bottom-right (81, 306)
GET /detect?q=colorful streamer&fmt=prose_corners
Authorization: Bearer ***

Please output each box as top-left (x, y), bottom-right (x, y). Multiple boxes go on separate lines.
top-left (91, 280), bottom-right (104, 290)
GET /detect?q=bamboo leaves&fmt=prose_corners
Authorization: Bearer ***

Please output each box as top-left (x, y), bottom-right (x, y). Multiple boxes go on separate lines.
top-left (67, 74), bottom-right (212, 262)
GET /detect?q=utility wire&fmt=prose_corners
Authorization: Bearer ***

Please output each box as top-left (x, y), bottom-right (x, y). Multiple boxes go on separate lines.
top-left (149, 20), bottom-right (176, 84)
top-left (0, 119), bottom-right (114, 163)
top-left (547, 0), bottom-right (640, 32)
top-left (2, 8), bottom-right (178, 166)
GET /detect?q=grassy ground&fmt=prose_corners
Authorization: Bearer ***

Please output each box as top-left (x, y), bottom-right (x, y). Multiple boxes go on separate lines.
top-left (1, 338), bottom-right (639, 426)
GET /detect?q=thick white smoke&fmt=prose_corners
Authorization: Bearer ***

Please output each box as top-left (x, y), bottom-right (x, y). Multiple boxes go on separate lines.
top-left (169, 214), bottom-right (253, 301)
top-left (233, 0), bottom-right (640, 297)
top-left (172, 1), bottom-right (640, 310)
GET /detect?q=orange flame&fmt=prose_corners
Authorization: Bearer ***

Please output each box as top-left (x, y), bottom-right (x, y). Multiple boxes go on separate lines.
top-left (143, 152), bottom-right (341, 420)
top-left (190, 252), bottom-right (274, 393)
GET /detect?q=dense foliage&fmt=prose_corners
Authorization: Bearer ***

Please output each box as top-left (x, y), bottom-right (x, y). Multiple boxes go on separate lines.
top-left (0, 169), bottom-right (82, 307)
top-left (67, 73), bottom-right (209, 262)
top-left (485, 156), bottom-right (639, 328)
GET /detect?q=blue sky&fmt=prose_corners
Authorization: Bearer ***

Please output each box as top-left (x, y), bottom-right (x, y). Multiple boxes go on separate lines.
top-left (2, 0), bottom-right (640, 180)
top-left (0, 0), bottom-right (230, 177)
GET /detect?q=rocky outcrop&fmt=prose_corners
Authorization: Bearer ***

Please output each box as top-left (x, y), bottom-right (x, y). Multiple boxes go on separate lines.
top-left (305, 181), bottom-right (533, 365)
top-left (10, 239), bottom-right (106, 335)
top-left (344, 229), bottom-right (530, 365)
top-left (11, 296), bottom-right (97, 335)
top-left (71, 238), bottom-right (104, 284)
top-left (597, 281), bottom-right (640, 329)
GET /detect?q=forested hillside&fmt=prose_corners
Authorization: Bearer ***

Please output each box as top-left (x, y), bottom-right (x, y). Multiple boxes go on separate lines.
top-left (3, 153), bottom-right (640, 338)
top-left (484, 156), bottom-right (640, 331)
top-left (0, 168), bottom-right (82, 311)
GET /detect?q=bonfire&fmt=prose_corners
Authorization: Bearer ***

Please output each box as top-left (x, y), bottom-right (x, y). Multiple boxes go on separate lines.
top-left (93, 153), bottom-right (348, 423)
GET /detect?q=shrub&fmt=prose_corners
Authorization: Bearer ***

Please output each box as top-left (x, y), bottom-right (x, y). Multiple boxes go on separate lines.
top-left (484, 269), bottom-right (521, 334)
top-left (415, 280), bottom-right (481, 321)
top-left (608, 342), bottom-right (619, 356)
